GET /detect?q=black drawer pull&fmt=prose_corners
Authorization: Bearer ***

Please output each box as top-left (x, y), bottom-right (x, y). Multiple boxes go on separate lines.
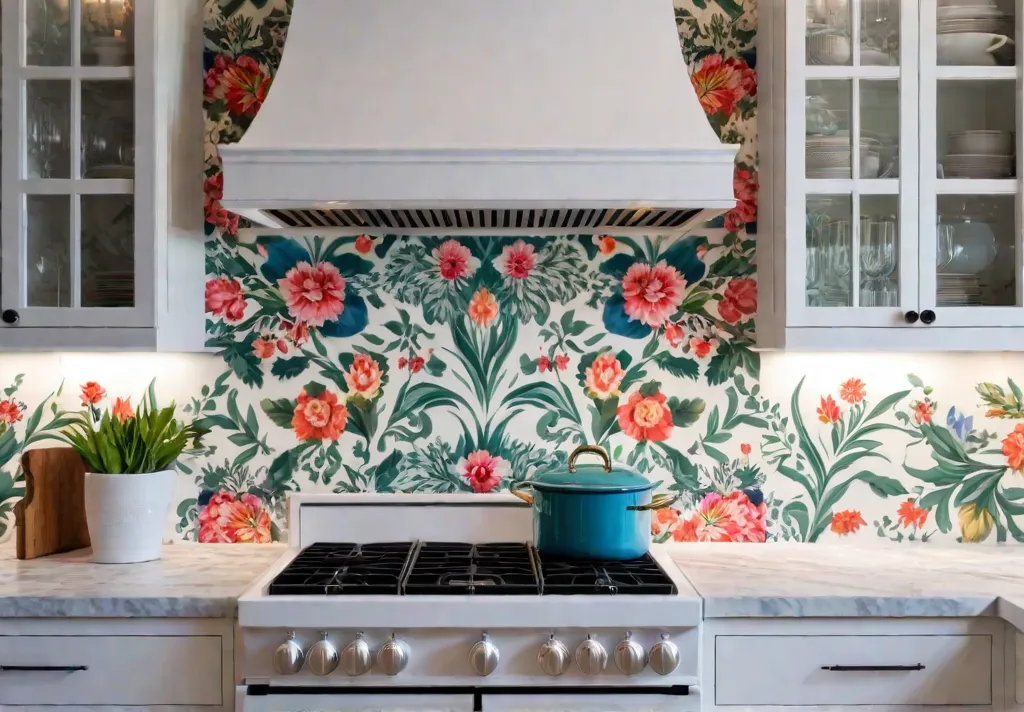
top-left (822, 664), bottom-right (925, 672)
top-left (0, 665), bottom-right (88, 672)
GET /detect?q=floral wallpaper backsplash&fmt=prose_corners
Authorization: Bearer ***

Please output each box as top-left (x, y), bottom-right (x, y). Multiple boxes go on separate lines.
top-left (3, 0), bottom-right (1024, 547)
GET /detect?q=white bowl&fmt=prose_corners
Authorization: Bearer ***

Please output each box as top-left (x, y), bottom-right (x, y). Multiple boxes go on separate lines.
top-left (937, 32), bottom-right (1011, 65)
top-left (807, 33), bottom-right (852, 65)
top-left (949, 130), bottom-right (1014, 155)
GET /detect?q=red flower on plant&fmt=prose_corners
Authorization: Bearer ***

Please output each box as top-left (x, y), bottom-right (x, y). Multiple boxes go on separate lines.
top-left (198, 492), bottom-right (273, 544)
top-left (831, 510), bottom-right (866, 536)
top-left (112, 397), bottom-right (134, 424)
top-left (202, 173), bottom-right (239, 236)
top-left (278, 261), bottom-right (346, 327)
top-left (345, 354), bottom-right (383, 401)
top-left (1003, 423), bottom-right (1024, 472)
top-left (652, 507), bottom-right (681, 536)
top-left (617, 391), bottom-right (674, 442)
top-left (468, 288), bottom-right (499, 328)
top-left (538, 356), bottom-right (552, 373)
top-left (817, 395), bottom-right (840, 423)
top-left (0, 400), bottom-right (23, 425)
top-left (672, 491), bottom-right (767, 542)
top-left (913, 400), bottom-right (934, 424)
top-left (354, 235), bottom-right (373, 254)
top-left (719, 278), bottom-right (757, 324)
top-left (724, 168), bottom-right (758, 233)
top-left (840, 378), bottom-right (866, 404)
top-left (292, 388), bottom-right (348, 441)
top-left (218, 55), bottom-right (271, 116)
top-left (205, 277), bottom-right (247, 323)
top-left (690, 55), bottom-right (755, 117)
top-left (79, 381), bottom-right (106, 406)
top-left (459, 450), bottom-right (508, 493)
top-left (690, 337), bottom-right (714, 359)
top-left (897, 498), bottom-right (928, 529)
top-left (282, 320), bottom-right (310, 346)
top-left (498, 239), bottom-right (537, 280)
top-left (598, 236), bottom-right (617, 255)
top-left (555, 354), bottom-right (569, 371)
top-left (398, 357), bottom-right (408, 370)
top-left (664, 322), bottom-right (684, 348)
top-left (253, 337), bottom-right (276, 360)
top-left (584, 352), bottom-right (625, 399)
top-left (740, 443), bottom-right (752, 456)
top-left (434, 239), bottom-right (475, 281)
top-left (408, 356), bottom-right (425, 373)
top-left (621, 261), bottom-right (686, 328)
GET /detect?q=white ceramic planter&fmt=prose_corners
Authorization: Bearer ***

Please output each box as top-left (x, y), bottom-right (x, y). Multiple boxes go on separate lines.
top-left (83, 469), bottom-right (175, 564)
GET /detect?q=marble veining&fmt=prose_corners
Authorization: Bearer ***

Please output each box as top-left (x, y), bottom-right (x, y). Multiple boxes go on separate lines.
top-left (0, 543), bottom-right (286, 618)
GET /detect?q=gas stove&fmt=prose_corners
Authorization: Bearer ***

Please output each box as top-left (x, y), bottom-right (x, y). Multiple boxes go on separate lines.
top-left (238, 494), bottom-right (700, 712)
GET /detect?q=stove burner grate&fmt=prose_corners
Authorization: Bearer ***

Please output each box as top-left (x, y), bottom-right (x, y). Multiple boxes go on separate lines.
top-left (403, 542), bottom-right (540, 595)
top-left (267, 542), bottom-right (414, 595)
top-left (537, 553), bottom-right (678, 595)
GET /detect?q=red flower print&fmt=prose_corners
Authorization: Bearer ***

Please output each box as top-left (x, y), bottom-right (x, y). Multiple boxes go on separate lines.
top-left (220, 55), bottom-right (271, 117)
top-left (459, 450), bottom-right (508, 493)
top-left (724, 169), bottom-right (758, 233)
top-left (205, 278), bottom-right (247, 323)
top-left (0, 400), bottom-right (23, 426)
top-left (278, 261), bottom-right (346, 327)
top-left (276, 339), bottom-right (288, 354)
top-left (282, 320), bottom-right (310, 346)
top-left (345, 354), bottom-right (383, 401)
top-left (598, 236), bottom-right (617, 255)
top-left (198, 491), bottom-right (273, 544)
top-left (354, 235), bottom-right (373, 254)
top-left (839, 378), bottom-right (866, 404)
top-left (696, 244), bottom-right (708, 260)
top-left (621, 261), bottom-right (686, 327)
top-left (617, 391), bottom-right (674, 442)
top-left (112, 397), bottom-right (134, 424)
top-left (203, 173), bottom-right (239, 236)
top-left (555, 354), bottom-right (569, 371)
top-left (690, 337), bottom-right (714, 359)
top-left (672, 491), bottom-right (767, 542)
top-left (897, 499), bottom-right (928, 529)
top-left (913, 400), bottom-right (934, 424)
top-left (740, 443), bottom-right (752, 456)
top-left (690, 55), bottom-right (755, 117)
top-left (719, 278), bottom-right (757, 324)
top-left (468, 288), bottom-right (499, 328)
top-left (79, 381), bottom-right (106, 406)
top-left (408, 356), bottom-right (425, 374)
top-left (830, 509), bottom-right (866, 536)
top-left (498, 239), bottom-right (537, 280)
top-left (1003, 424), bottom-right (1024, 472)
top-left (817, 395), bottom-right (840, 423)
top-left (434, 239), bottom-right (475, 281)
top-left (538, 356), bottom-right (552, 373)
top-left (584, 352), bottom-right (625, 399)
top-left (652, 507), bottom-right (680, 536)
top-left (664, 322), bottom-right (684, 348)
top-left (398, 357), bottom-right (408, 370)
top-left (252, 337), bottom-right (276, 360)
top-left (292, 388), bottom-right (348, 441)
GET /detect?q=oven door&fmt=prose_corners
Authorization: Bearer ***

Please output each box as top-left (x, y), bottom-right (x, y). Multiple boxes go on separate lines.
top-left (481, 691), bottom-right (695, 712)
top-left (240, 688), bottom-right (474, 712)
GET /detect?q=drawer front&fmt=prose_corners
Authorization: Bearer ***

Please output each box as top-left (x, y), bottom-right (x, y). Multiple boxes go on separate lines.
top-left (715, 634), bottom-right (992, 706)
top-left (0, 634), bottom-right (222, 706)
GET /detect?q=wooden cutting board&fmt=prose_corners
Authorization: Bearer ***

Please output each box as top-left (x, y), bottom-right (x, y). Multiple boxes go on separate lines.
top-left (14, 447), bottom-right (91, 559)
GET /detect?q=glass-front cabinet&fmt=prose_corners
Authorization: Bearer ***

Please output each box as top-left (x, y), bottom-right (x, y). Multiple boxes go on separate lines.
top-left (766, 0), bottom-right (1024, 346)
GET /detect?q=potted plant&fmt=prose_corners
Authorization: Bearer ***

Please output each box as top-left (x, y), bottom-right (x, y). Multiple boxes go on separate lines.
top-left (62, 382), bottom-right (205, 564)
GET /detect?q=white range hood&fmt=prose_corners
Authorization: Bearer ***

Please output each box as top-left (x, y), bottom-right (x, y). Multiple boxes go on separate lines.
top-left (218, 0), bottom-right (739, 232)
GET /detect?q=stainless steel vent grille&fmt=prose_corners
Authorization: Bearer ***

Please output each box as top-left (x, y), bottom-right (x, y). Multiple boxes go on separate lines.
top-left (263, 207), bottom-right (707, 231)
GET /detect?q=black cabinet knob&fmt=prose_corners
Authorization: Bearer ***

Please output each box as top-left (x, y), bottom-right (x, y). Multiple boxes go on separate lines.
top-left (1, 309), bottom-right (19, 325)
top-left (921, 309), bottom-right (936, 325)
top-left (904, 310), bottom-right (919, 324)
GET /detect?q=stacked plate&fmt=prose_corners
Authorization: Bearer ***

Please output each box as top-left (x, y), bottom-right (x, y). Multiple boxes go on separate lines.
top-left (807, 133), bottom-right (882, 179)
top-left (938, 1), bottom-right (1010, 35)
top-left (937, 273), bottom-right (982, 306)
top-left (942, 129), bottom-right (1015, 178)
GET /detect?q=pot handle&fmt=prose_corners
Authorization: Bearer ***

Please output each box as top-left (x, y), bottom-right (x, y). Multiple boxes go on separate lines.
top-left (568, 444), bottom-right (612, 473)
top-left (627, 493), bottom-right (680, 511)
top-left (508, 480), bottom-right (534, 506)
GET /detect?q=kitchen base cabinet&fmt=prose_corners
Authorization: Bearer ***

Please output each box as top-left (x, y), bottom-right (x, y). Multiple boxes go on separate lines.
top-left (0, 618), bottom-right (234, 712)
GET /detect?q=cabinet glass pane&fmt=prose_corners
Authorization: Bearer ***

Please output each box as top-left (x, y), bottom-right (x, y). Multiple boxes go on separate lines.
top-left (82, 80), bottom-right (134, 178)
top-left (807, 195), bottom-right (853, 307)
top-left (937, 0), bottom-right (1015, 67)
top-left (82, 195), bottom-right (134, 308)
top-left (81, 0), bottom-right (135, 67)
top-left (938, 80), bottom-right (1016, 179)
top-left (861, 80), bottom-right (898, 179)
top-left (860, 196), bottom-right (900, 307)
top-left (27, 196), bottom-right (72, 307)
top-left (807, 0), bottom-right (852, 65)
top-left (861, 0), bottom-right (899, 66)
top-left (937, 195), bottom-right (1017, 307)
top-left (27, 81), bottom-right (71, 179)
top-left (27, 0), bottom-right (71, 66)
top-left (807, 80), bottom-right (851, 179)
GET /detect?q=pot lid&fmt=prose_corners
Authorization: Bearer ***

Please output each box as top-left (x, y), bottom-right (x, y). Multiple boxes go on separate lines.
top-left (532, 445), bottom-right (654, 493)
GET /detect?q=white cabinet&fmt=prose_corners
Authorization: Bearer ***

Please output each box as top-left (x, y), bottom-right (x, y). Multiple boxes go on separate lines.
top-left (758, 0), bottom-right (1024, 350)
top-left (0, 0), bottom-right (206, 351)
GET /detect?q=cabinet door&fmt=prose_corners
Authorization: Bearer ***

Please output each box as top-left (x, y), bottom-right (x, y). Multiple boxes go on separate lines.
top-left (787, 0), bottom-right (919, 328)
top-left (1, 0), bottom-right (152, 329)
top-left (918, 0), bottom-right (1024, 327)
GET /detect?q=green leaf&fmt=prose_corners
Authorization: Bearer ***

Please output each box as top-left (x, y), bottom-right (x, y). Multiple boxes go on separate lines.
top-left (260, 398), bottom-right (296, 428)
top-left (638, 381), bottom-right (662, 398)
top-left (425, 354), bottom-right (446, 377)
top-left (866, 390), bottom-right (911, 421)
top-left (667, 397), bottom-right (705, 428)
top-left (907, 373), bottom-right (925, 388)
top-left (653, 352), bottom-right (700, 381)
top-left (857, 472), bottom-right (909, 498)
top-left (271, 356), bottom-right (311, 380)
top-left (303, 381), bottom-right (327, 398)
top-left (918, 486), bottom-right (956, 532)
top-left (519, 353), bottom-right (538, 376)
top-left (782, 501), bottom-right (810, 541)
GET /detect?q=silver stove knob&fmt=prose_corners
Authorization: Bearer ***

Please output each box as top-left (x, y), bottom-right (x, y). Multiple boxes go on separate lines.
top-left (648, 633), bottom-right (680, 675)
top-left (538, 634), bottom-right (571, 677)
top-left (377, 634), bottom-right (410, 676)
top-left (469, 633), bottom-right (500, 677)
top-left (306, 631), bottom-right (339, 676)
top-left (614, 631), bottom-right (647, 676)
top-left (273, 632), bottom-right (305, 675)
top-left (341, 632), bottom-right (373, 676)
top-left (575, 634), bottom-right (607, 676)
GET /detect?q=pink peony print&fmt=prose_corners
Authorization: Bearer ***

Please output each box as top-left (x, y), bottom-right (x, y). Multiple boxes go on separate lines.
top-left (672, 491), bottom-right (767, 543)
top-left (198, 491), bottom-right (273, 543)
top-left (621, 261), bottom-right (686, 327)
top-left (344, 354), bottom-right (383, 401)
top-left (434, 239), bottom-right (475, 281)
top-left (205, 277), bottom-right (247, 322)
top-left (584, 352), bottom-right (625, 399)
top-left (459, 450), bottom-right (508, 493)
top-left (724, 169), bottom-right (758, 233)
top-left (278, 261), bottom-right (346, 327)
top-left (497, 239), bottom-right (537, 280)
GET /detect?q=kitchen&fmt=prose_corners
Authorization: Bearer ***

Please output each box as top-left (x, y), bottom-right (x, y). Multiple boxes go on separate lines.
top-left (2, 0), bottom-right (1024, 709)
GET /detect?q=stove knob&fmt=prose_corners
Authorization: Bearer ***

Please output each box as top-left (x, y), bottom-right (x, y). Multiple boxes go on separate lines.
top-left (469, 633), bottom-right (500, 677)
top-left (341, 633), bottom-right (373, 676)
top-left (377, 634), bottom-right (410, 676)
top-left (648, 633), bottom-right (680, 676)
top-left (613, 632), bottom-right (647, 676)
top-left (575, 634), bottom-right (608, 676)
top-left (306, 631), bottom-right (339, 676)
top-left (273, 632), bottom-right (305, 675)
top-left (538, 635), bottom-right (571, 677)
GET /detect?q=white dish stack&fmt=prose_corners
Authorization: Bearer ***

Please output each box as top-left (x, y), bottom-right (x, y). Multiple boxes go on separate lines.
top-left (941, 130), bottom-right (1015, 178)
top-left (936, 0), bottom-right (1013, 65)
top-left (807, 132), bottom-right (884, 179)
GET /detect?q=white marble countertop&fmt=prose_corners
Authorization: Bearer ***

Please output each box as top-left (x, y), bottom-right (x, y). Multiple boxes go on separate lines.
top-left (0, 543), bottom-right (286, 618)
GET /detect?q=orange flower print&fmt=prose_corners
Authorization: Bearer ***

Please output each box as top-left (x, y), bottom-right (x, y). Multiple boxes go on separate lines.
top-left (652, 507), bottom-right (680, 536)
top-left (740, 443), bottom-right (751, 455)
top-left (817, 395), bottom-right (840, 423)
top-left (913, 400), bottom-right (934, 424)
top-left (292, 388), bottom-right (348, 441)
top-left (664, 322), bottom-right (684, 348)
top-left (690, 337), bottom-right (714, 359)
top-left (1002, 423), bottom-right (1024, 472)
top-left (282, 320), bottom-right (310, 347)
top-left (198, 492), bottom-right (273, 543)
top-left (690, 55), bottom-right (755, 117)
top-left (839, 378), bottom-right (866, 404)
top-left (897, 498), bottom-right (928, 529)
top-left (112, 397), bottom-right (134, 424)
top-left (555, 354), bottom-right (569, 371)
top-left (0, 399), bottom-right (24, 426)
top-left (988, 408), bottom-right (1009, 418)
top-left (79, 381), bottom-right (106, 405)
top-left (830, 510), bottom-right (866, 536)
top-left (354, 234), bottom-right (373, 254)
top-left (584, 352), bottom-right (625, 399)
top-left (617, 391), bottom-right (674, 442)
top-left (217, 55), bottom-right (271, 116)
top-left (468, 288), bottom-right (499, 328)
top-left (598, 236), bottom-right (617, 255)
top-left (671, 491), bottom-right (767, 543)
top-left (253, 337), bottom-right (276, 360)
top-left (344, 354), bottom-right (383, 401)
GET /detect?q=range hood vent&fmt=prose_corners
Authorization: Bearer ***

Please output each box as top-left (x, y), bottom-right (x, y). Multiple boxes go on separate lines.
top-left (218, 0), bottom-right (739, 230)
